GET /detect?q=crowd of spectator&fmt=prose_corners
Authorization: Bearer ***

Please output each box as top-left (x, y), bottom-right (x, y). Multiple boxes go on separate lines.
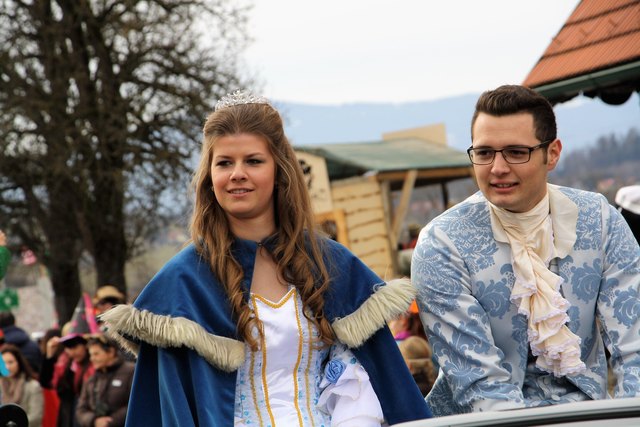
top-left (0, 251), bottom-right (134, 427)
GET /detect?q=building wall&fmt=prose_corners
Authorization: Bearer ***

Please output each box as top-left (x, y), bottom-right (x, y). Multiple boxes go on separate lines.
top-left (330, 176), bottom-right (394, 279)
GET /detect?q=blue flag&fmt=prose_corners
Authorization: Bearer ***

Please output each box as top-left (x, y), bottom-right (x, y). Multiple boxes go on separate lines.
top-left (0, 354), bottom-right (9, 376)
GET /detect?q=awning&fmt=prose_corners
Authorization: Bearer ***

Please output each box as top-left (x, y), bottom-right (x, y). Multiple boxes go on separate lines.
top-left (523, 0), bottom-right (640, 106)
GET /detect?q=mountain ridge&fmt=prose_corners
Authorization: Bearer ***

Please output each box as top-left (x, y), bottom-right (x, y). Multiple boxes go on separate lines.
top-left (277, 93), bottom-right (639, 153)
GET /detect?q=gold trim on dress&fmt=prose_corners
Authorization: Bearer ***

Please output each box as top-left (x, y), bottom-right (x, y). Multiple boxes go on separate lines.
top-left (305, 308), bottom-right (315, 427)
top-left (252, 294), bottom-right (274, 427)
top-left (292, 292), bottom-right (304, 426)
top-left (252, 287), bottom-right (296, 309)
top-left (248, 341), bottom-right (264, 427)
top-left (251, 289), bottom-right (306, 426)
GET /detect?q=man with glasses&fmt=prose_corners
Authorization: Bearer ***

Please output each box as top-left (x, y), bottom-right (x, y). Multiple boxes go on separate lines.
top-left (412, 85), bottom-right (640, 416)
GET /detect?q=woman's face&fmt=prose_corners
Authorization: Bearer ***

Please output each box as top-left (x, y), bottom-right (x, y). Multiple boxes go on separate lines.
top-left (210, 133), bottom-right (277, 235)
top-left (64, 342), bottom-right (88, 363)
top-left (88, 344), bottom-right (116, 371)
top-left (2, 352), bottom-right (19, 377)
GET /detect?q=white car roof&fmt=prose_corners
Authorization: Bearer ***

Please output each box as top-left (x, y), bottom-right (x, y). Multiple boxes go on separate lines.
top-left (393, 397), bottom-right (640, 427)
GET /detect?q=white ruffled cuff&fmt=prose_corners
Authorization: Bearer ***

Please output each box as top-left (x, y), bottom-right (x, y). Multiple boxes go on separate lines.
top-left (317, 356), bottom-right (383, 426)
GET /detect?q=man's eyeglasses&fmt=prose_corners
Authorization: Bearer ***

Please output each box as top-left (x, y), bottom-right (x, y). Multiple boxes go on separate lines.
top-left (467, 140), bottom-right (554, 165)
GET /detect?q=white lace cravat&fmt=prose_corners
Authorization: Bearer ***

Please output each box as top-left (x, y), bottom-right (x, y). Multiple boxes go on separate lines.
top-left (489, 186), bottom-right (586, 377)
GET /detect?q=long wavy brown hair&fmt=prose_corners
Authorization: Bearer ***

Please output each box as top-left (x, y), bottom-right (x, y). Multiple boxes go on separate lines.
top-left (190, 101), bottom-right (334, 351)
top-left (1, 344), bottom-right (37, 380)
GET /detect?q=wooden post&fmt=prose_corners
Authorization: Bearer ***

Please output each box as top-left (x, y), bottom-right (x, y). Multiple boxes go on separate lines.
top-left (391, 169), bottom-right (418, 244)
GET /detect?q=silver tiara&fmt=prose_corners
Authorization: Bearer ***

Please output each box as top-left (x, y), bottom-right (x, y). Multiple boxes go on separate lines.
top-left (215, 89), bottom-right (270, 111)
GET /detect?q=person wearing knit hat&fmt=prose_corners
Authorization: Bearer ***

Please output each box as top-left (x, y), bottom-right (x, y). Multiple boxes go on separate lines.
top-left (0, 312), bottom-right (42, 375)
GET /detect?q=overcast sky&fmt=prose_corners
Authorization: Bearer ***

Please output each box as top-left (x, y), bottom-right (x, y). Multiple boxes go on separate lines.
top-left (243, 0), bottom-right (579, 105)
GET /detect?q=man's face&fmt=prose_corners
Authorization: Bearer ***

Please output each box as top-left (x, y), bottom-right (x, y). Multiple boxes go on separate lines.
top-left (471, 112), bottom-right (561, 213)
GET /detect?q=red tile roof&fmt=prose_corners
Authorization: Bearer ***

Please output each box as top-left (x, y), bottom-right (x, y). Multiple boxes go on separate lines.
top-left (523, 0), bottom-right (640, 88)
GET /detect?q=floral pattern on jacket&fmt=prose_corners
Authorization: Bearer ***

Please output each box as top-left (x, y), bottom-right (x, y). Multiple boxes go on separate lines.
top-left (412, 185), bottom-right (640, 415)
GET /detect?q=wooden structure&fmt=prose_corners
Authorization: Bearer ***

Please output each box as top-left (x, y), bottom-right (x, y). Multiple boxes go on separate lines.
top-left (295, 137), bottom-right (471, 278)
top-left (523, 0), bottom-right (640, 106)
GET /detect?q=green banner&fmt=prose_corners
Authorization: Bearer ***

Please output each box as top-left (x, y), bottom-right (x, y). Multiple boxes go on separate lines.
top-left (0, 289), bottom-right (19, 312)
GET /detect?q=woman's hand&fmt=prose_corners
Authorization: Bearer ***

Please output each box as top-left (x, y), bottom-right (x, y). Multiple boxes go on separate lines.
top-left (46, 336), bottom-right (61, 358)
top-left (94, 416), bottom-right (113, 427)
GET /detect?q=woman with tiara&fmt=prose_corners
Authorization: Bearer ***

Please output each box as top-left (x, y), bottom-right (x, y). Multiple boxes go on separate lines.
top-left (101, 90), bottom-right (432, 426)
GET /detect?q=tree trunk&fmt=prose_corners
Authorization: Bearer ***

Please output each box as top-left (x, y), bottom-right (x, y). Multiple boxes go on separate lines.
top-left (44, 172), bottom-right (84, 325)
top-left (47, 259), bottom-right (82, 326)
top-left (92, 170), bottom-right (128, 297)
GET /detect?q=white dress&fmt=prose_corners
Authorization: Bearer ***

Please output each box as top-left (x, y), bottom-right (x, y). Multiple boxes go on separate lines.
top-left (234, 287), bottom-right (384, 426)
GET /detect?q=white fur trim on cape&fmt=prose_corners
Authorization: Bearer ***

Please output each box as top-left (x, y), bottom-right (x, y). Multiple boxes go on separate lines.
top-left (99, 304), bottom-right (245, 372)
top-left (332, 278), bottom-right (416, 348)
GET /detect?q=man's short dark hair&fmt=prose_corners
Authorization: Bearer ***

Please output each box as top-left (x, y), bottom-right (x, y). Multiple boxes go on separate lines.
top-left (471, 85), bottom-right (557, 144)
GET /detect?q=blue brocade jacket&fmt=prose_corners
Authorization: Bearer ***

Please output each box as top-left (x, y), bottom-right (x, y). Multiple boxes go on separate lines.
top-left (412, 185), bottom-right (640, 415)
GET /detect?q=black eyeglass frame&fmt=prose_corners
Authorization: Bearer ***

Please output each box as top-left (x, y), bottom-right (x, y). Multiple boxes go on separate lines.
top-left (466, 140), bottom-right (555, 165)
